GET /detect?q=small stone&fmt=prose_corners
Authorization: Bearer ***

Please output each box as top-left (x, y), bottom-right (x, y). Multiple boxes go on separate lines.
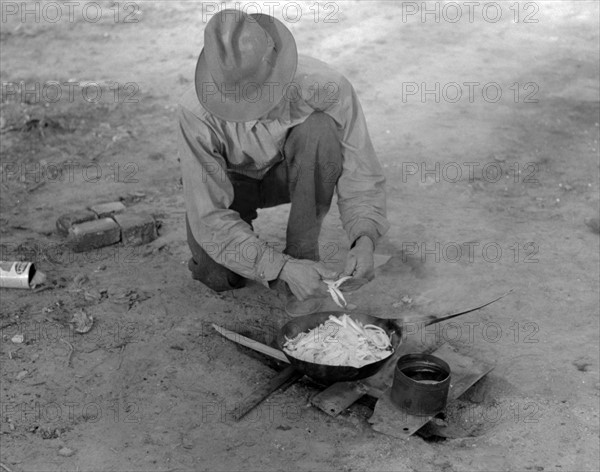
top-left (89, 201), bottom-right (126, 218)
top-left (58, 447), bottom-right (75, 457)
top-left (56, 210), bottom-right (98, 236)
top-left (11, 334), bottom-right (24, 343)
top-left (70, 309), bottom-right (94, 334)
top-left (16, 370), bottom-right (28, 381)
top-left (112, 212), bottom-right (157, 246)
top-left (67, 218), bottom-right (121, 252)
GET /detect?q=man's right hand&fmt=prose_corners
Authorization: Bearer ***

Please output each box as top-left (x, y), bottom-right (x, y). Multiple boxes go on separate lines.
top-left (279, 259), bottom-right (339, 301)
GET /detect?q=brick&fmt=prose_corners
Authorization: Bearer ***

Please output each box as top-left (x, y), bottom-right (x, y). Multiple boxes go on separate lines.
top-left (89, 201), bottom-right (126, 218)
top-left (112, 212), bottom-right (157, 246)
top-left (56, 210), bottom-right (97, 236)
top-left (67, 218), bottom-right (121, 253)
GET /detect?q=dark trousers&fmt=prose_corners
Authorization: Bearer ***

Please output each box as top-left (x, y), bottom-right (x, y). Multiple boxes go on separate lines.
top-left (187, 112), bottom-right (343, 291)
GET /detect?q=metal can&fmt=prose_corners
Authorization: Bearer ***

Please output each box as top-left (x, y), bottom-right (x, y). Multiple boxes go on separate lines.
top-left (391, 353), bottom-right (451, 416)
top-left (0, 261), bottom-right (40, 289)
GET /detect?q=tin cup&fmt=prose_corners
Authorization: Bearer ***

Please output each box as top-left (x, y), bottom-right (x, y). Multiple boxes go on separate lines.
top-left (391, 353), bottom-right (451, 416)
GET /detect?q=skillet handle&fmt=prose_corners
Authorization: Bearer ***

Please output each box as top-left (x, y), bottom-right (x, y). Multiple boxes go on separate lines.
top-left (424, 289), bottom-right (513, 326)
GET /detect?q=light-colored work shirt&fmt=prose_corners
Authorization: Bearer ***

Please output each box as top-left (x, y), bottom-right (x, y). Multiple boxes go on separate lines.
top-left (178, 54), bottom-right (390, 287)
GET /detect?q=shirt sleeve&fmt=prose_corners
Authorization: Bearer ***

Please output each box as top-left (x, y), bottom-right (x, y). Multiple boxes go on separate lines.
top-left (178, 105), bottom-right (289, 286)
top-left (304, 73), bottom-right (390, 246)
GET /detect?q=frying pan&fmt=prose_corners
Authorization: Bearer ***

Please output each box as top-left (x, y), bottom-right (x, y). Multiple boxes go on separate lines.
top-left (275, 291), bottom-right (511, 385)
top-left (275, 311), bottom-right (402, 385)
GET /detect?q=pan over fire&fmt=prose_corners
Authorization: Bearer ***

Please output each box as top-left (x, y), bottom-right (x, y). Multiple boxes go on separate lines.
top-left (282, 313), bottom-right (394, 368)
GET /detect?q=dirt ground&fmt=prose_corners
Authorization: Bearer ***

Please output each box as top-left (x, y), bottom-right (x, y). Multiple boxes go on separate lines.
top-left (1, 1), bottom-right (599, 471)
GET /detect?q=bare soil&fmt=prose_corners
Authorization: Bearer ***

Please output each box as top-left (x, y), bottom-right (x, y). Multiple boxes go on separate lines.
top-left (1, 1), bottom-right (599, 471)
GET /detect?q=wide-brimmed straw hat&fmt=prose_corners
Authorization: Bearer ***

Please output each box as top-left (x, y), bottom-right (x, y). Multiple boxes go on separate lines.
top-left (195, 9), bottom-right (298, 122)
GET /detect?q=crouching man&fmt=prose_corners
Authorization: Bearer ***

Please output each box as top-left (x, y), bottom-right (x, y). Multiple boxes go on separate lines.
top-left (178, 9), bottom-right (389, 316)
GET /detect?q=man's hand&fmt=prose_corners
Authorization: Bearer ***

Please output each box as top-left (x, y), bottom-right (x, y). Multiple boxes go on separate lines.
top-left (279, 259), bottom-right (338, 301)
top-left (342, 236), bottom-right (375, 280)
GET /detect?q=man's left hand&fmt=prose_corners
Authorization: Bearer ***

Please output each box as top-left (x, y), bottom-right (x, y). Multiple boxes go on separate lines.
top-left (342, 236), bottom-right (375, 280)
